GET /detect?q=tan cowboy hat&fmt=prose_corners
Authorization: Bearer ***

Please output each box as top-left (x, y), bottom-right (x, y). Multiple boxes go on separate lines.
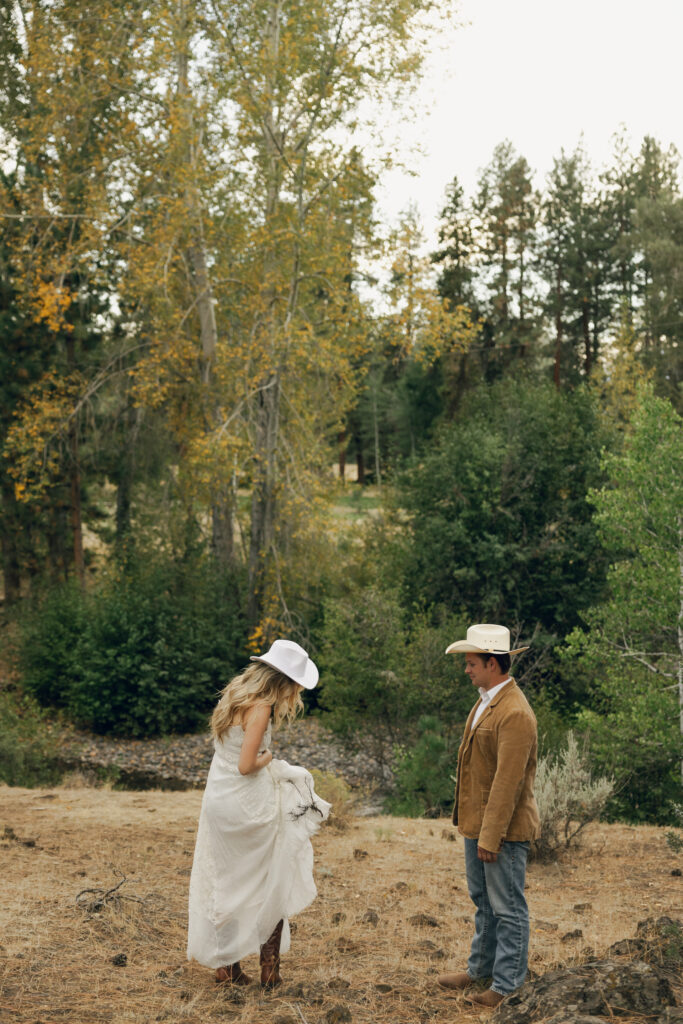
top-left (250, 638), bottom-right (319, 689)
top-left (445, 623), bottom-right (529, 656)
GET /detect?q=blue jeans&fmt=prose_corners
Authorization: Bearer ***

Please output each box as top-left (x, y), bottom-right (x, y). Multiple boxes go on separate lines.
top-left (464, 837), bottom-right (530, 994)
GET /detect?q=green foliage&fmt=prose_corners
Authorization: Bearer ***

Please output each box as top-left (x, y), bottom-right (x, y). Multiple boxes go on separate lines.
top-left (0, 688), bottom-right (64, 788)
top-left (396, 380), bottom-right (609, 696)
top-left (19, 552), bottom-right (247, 737)
top-left (318, 587), bottom-right (471, 764)
top-left (530, 687), bottom-right (573, 760)
top-left (665, 804), bottom-right (683, 854)
top-left (388, 715), bottom-right (456, 817)
top-left (565, 387), bottom-right (683, 822)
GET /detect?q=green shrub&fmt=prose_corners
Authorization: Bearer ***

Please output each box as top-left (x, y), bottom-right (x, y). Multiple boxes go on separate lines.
top-left (665, 804), bottom-right (683, 854)
top-left (319, 588), bottom-right (472, 765)
top-left (387, 715), bottom-right (457, 817)
top-left (19, 553), bottom-right (247, 737)
top-left (0, 689), bottom-right (64, 787)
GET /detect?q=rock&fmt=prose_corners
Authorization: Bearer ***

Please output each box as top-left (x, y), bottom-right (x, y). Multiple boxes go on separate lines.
top-left (111, 953), bottom-right (127, 967)
top-left (409, 913), bottom-right (439, 928)
top-left (635, 915), bottom-right (683, 967)
top-left (327, 977), bottom-right (350, 990)
top-left (608, 916), bottom-right (683, 969)
top-left (361, 909), bottom-right (379, 926)
top-left (441, 829), bottom-right (456, 841)
top-left (353, 849), bottom-right (368, 860)
top-left (573, 903), bottom-right (592, 912)
top-left (671, 868), bottom-right (682, 877)
top-left (491, 959), bottom-right (676, 1024)
top-left (335, 937), bottom-right (358, 952)
top-left (375, 983), bottom-right (394, 993)
top-left (326, 1006), bottom-right (352, 1024)
top-left (393, 881), bottom-right (409, 891)
top-left (331, 912), bottom-right (346, 924)
top-left (534, 920), bottom-right (558, 932)
top-left (222, 988), bottom-right (245, 1005)
top-left (660, 1009), bottom-right (683, 1024)
top-left (561, 929), bottom-right (583, 942)
top-left (544, 1015), bottom-right (607, 1024)
top-left (284, 983), bottom-right (306, 998)
top-left (659, 1007), bottom-right (683, 1024)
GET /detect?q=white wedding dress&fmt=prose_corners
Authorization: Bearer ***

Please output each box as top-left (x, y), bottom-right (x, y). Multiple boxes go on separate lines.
top-left (187, 724), bottom-right (331, 968)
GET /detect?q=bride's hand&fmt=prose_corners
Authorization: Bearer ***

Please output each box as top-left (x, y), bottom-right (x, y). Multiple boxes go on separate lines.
top-left (256, 750), bottom-right (273, 769)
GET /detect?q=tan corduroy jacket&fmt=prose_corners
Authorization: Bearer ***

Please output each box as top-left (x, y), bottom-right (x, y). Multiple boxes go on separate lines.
top-left (453, 679), bottom-right (540, 852)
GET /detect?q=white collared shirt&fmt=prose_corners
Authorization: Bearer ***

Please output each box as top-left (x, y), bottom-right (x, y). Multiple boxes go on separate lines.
top-left (471, 678), bottom-right (512, 729)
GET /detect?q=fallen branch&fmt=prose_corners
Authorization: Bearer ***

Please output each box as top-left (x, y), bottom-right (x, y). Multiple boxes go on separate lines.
top-left (75, 870), bottom-right (149, 914)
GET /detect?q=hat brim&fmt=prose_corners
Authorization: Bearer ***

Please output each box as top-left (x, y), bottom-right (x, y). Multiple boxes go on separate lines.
top-left (249, 655), bottom-right (319, 689)
top-left (445, 642), bottom-right (529, 656)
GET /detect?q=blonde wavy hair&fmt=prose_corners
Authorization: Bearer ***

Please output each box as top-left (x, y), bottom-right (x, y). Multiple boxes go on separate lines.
top-left (211, 662), bottom-right (304, 740)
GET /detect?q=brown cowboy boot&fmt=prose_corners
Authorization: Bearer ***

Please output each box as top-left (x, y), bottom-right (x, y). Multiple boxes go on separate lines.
top-left (215, 962), bottom-right (251, 986)
top-left (259, 919), bottom-right (284, 989)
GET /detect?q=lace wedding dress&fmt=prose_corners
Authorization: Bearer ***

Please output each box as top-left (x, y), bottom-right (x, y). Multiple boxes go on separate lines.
top-left (187, 724), bottom-right (331, 968)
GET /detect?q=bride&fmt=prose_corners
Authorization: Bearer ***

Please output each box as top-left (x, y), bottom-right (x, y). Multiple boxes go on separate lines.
top-left (187, 639), bottom-right (330, 987)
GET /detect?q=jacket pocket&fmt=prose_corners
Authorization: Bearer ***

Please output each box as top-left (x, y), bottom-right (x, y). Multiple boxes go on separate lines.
top-left (475, 727), bottom-right (496, 762)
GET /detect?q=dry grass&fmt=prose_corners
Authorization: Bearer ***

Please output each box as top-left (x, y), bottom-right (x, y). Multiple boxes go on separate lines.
top-left (0, 783), bottom-right (681, 1024)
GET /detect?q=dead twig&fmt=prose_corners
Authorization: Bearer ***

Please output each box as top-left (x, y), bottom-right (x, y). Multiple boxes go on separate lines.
top-left (75, 870), bottom-right (149, 914)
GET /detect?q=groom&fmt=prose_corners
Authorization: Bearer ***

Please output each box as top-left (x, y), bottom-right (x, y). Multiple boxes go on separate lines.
top-left (438, 624), bottom-right (540, 1008)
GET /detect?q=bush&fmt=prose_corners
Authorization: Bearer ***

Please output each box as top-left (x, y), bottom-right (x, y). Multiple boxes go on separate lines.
top-left (0, 688), bottom-right (64, 787)
top-left (19, 553), bottom-right (247, 737)
top-left (309, 769), bottom-right (356, 831)
top-left (319, 589), bottom-right (472, 765)
top-left (665, 804), bottom-right (683, 854)
top-left (387, 715), bottom-right (457, 817)
top-left (532, 731), bottom-right (614, 861)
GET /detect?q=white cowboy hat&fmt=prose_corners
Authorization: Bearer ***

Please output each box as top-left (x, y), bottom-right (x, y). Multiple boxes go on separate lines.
top-left (250, 638), bottom-right (319, 689)
top-left (445, 623), bottom-right (529, 656)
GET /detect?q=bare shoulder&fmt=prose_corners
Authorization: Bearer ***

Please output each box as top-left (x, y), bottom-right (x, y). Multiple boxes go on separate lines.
top-left (242, 702), bottom-right (272, 728)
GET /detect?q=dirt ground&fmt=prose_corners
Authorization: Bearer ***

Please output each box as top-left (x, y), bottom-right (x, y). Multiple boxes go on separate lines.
top-left (0, 783), bottom-right (681, 1024)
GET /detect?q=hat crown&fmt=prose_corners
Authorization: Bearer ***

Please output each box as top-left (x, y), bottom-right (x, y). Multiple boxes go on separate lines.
top-left (268, 639), bottom-right (307, 674)
top-left (467, 624), bottom-right (510, 652)
top-left (250, 638), bottom-right (319, 689)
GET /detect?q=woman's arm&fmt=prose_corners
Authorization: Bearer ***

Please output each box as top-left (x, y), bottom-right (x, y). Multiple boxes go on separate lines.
top-left (238, 703), bottom-right (273, 775)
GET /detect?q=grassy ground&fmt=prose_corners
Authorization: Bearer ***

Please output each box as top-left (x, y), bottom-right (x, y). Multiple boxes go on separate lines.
top-left (0, 783), bottom-right (681, 1024)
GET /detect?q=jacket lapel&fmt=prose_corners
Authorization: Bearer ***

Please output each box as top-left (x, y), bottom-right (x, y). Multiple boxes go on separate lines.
top-left (463, 679), bottom-right (516, 749)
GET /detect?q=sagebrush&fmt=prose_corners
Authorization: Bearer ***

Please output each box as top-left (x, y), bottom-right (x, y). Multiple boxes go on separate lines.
top-left (532, 730), bottom-right (613, 861)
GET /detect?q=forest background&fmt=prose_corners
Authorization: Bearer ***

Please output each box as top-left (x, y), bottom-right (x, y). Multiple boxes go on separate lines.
top-left (0, 0), bottom-right (682, 825)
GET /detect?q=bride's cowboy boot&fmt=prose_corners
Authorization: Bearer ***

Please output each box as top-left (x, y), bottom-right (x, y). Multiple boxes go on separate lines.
top-left (215, 962), bottom-right (251, 985)
top-left (259, 919), bottom-right (284, 989)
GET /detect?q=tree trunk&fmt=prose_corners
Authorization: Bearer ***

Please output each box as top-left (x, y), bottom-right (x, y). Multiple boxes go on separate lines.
top-left (355, 445), bottom-right (365, 485)
top-left (176, 0), bottom-right (236, 567)
top-left (678, 515), bottom-right (683, 784)
top-left (246, 0), bottom-right (285, 625)
top-left (65, 335), bottom-right (85, 587)
top-left (247, 374), bottom-right (280, 624)
top-left (0, 478), bottom-right (21, 605)
top-left (582, 298), bottom-right (591, 375)
top-left (115, 404), bottom-right (139, 550)
top-left (338, 430), bottom-right (347, 481)
top-left (554, 264), bottom-right (563, 390)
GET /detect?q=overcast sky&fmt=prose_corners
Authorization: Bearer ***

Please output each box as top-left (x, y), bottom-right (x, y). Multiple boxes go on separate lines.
top-left (374, 0), bottom-right (683, 247)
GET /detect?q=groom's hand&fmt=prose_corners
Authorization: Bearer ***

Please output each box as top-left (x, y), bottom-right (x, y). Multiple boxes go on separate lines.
top-left (477, 845), bottom-right (498, 862)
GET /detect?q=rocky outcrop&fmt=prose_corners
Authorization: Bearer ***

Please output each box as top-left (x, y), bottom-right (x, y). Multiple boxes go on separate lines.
top-left (492, 918), bottom-right (681, 1024)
